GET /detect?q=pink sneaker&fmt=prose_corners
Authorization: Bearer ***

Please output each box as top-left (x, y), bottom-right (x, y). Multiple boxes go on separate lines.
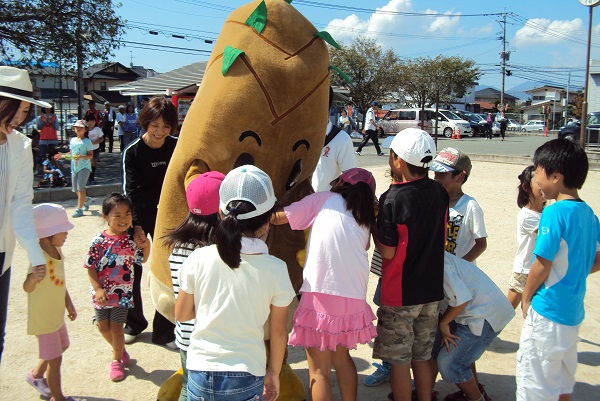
top-left (121, 348), bottom-right (130, 366)
top-left (26, 370), bottom-right (51, 398)
top-left (109, 361), bottom-right (125, 381)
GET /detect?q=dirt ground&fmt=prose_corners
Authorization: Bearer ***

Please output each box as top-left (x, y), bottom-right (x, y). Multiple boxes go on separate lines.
top-left (1, 160), bottom-right (599, 401)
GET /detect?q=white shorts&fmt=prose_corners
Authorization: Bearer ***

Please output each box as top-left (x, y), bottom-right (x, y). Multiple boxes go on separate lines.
top-left (516, 307), bottom-right (580, 401)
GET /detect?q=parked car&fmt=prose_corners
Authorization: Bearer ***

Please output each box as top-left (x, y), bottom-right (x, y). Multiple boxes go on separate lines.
top-left (558, 113), bottom-right (600, 144)
top-left (507, 119), bottom-right (521, 131)
top-left (454, 110), bottom-right (490, 137)
top-left (521, 120), bottom-right (545, 132)
top-left (434, 110), bottom-right (473, 138)
top-left (378, 108), bottom-right (434, 136)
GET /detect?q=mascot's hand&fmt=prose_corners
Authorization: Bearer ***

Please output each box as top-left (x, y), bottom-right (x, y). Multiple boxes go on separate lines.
top-left (263, 369), bottom-right (280, 401)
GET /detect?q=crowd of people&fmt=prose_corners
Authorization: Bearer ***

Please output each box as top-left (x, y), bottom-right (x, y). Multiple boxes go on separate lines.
top-left (1, 66), bottom-right (599, 401)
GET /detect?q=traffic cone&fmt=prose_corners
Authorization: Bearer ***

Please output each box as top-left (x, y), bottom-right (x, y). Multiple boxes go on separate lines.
top-left (451, 129), bottom-right (456, 139)
top-left (544, 126), bottom-right (548, 137)
top-left (456, 127), bottom-right (461, 139)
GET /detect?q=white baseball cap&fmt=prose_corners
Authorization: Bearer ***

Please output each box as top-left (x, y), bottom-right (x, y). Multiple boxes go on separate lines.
top-left (219, 165), bottom-right (276, 220)
top-left (385, 128), bottom-right (436, 168)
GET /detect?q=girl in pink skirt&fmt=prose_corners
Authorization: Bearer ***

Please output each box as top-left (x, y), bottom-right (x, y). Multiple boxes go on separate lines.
top-left (274, 168), bottom-right (378, 401)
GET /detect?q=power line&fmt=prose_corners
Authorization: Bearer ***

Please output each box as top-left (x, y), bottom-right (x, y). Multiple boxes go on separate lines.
top-left (292, 0), bottom-right (507, 17)
top-left (121, 40), bottom-right (213, 55)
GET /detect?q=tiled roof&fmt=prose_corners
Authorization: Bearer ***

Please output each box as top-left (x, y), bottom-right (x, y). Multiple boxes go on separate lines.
top-left (474, 87), bottom-right (518, 100)
top-left (110, 61), bottom-right (207, 96)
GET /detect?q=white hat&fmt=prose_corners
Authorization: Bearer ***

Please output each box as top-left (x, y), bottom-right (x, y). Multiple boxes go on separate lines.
top-left (33, 203), bottom-right (74, 238)
top-left (386, 128), bottom-right (436, 168)
top-left (0, 66), bottom-right (51, 107)
top-left (219, 165), bottom-right (276, 220)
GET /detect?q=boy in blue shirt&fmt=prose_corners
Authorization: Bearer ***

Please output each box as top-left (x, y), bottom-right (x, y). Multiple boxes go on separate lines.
top-left (517, 139), bottom-right (600, 401)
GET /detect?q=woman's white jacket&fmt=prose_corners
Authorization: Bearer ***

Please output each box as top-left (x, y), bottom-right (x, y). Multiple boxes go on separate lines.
top-left (0, 131), bottom-right (45, 275)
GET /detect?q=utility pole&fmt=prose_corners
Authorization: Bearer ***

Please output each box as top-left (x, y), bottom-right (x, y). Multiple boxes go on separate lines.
top-left (500, 13), bottom-right (507, 108)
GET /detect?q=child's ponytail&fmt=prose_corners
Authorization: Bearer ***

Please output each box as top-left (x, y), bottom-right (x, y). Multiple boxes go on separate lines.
top-left (332, 181), bottom-right (376, 229)
top-left (215, 205), bottom-right (243, 269)
top-left (215, 200), bottom-right (274, 269)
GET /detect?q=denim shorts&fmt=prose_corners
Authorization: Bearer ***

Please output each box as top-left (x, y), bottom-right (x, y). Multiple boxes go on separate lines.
top-left (187, 370), bottom-right (264, 401)
top-left (432, 319), bottom-right (499, 384)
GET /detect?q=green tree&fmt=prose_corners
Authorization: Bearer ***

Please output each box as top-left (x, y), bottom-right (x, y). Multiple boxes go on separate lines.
top-left (1, 0), bottom-right (125, 115)
top-left (329, 36), bottom-right (402, 112)
top-left (398, 55), bottom-right (480, 140)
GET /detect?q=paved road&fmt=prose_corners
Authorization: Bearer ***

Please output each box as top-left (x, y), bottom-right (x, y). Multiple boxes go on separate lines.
top-left (353, 132), bottom-right (554, 168)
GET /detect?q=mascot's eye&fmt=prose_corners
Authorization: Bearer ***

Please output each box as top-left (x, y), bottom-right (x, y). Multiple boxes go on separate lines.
top-left (233, 153), bottom-right (255, 168)
top-left (286, 159), bottom-right (303, 190)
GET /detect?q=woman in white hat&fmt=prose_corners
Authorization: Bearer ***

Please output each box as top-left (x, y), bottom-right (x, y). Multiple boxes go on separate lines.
top-left (0, 66), bottom-right (52, 363)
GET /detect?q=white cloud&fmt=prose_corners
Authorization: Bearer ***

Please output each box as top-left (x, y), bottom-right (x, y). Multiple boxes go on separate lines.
top-left (513, 18), bottom-right (583, 47)
top-left (426, 10), bottom-right (461, 33)
top-left (323, 0), bottom-right (465, 48)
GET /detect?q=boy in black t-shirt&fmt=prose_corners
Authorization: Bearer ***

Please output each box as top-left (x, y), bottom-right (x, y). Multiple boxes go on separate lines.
top-left (373, 128), bottom-right (449, 401)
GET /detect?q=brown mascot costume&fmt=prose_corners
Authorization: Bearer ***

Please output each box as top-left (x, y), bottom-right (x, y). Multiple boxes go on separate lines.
top-left (152, 1), bottom-right (340, 400)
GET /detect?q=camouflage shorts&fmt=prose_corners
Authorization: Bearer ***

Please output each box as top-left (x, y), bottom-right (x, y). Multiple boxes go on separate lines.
top-left (508, 272), bottom-right (528, 293)
top-left (373, 301), bottom-right (439, 365)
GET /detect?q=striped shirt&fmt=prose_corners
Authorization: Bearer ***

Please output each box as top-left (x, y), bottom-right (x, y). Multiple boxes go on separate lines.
top-left (169, 243), bottom-right (197, 350)
top-left (0, 142), bottom-right (8, 252)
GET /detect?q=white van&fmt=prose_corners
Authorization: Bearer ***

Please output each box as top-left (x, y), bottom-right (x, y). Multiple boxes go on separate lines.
top-left (378, 108), bottom-right (434, 136)
top-left (431, 109), bottom-right (473, 138)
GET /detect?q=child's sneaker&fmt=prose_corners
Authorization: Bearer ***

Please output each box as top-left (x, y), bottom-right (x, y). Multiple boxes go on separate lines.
top-left (121, 348), bottom-right (130, 366)
top-left (83, 196), bottom-right (92, 211)
top-left (109, 360), bottom-right (125, 381)
top-left (363, 362), bottom-right (390, 386)
top-left (25, 370), bottom-right (51, 398)
top-left (72, 208), bottom-right (83, 218)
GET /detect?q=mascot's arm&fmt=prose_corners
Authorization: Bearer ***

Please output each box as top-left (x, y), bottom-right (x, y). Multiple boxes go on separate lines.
top-left (264, 304), bottom-right (288, 401)
top-left (174, 289), bottom-right (195, 322)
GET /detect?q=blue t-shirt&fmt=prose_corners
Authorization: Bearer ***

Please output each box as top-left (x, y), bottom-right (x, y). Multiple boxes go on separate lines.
top-left (532, 199), bottom-right (600, 326)
top-left (69, 137), bottom-right (93, 173)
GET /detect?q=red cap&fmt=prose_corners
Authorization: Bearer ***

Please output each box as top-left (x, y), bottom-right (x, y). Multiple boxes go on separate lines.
top-left (339, 168), bottom-right (376, 194)
top-left (186, 171), bottom-right (226, 216)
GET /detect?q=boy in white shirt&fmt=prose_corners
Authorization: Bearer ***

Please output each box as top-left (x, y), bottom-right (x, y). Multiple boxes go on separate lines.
top-left (431, 253), bottom-right (515, 401)
top-left (85, 114), bottom-right (104, 185)
top-left (430, 147), bottom-right (487, 263)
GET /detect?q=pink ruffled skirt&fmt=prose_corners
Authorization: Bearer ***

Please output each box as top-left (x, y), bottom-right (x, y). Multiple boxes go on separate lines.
top-left (289, 292), bottom-right (377, 351)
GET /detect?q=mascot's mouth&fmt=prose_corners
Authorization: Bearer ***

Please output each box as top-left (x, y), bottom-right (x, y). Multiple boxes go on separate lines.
top-left (232, 152), bottom-right (303, 193)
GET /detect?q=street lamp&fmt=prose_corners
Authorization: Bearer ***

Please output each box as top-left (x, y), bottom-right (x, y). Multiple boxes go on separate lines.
top-left (579, 0), bottom-right (600, 146)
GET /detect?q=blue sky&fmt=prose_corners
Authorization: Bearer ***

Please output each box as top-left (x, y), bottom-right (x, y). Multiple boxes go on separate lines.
top-left (113, 0), bottom-right (599, 93)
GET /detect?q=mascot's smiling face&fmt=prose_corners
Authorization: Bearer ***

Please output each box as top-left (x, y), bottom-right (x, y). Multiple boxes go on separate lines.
top-left (175, 0), bottom-right (330, 197)
top-left (150, 0), bottom-right (332, 322)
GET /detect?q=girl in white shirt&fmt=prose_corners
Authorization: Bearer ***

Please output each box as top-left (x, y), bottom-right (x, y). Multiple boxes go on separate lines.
top-left (507, 165), bottom-right (545, 309)
top-left (175, 165), bottom-right (295, 401)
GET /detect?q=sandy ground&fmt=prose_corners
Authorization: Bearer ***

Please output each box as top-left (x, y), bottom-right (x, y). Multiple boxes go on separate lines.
top-left (1, 160), bottom-right (599, 401)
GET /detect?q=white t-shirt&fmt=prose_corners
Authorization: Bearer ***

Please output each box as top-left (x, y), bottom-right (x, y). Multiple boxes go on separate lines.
top-left (116, 112), bottom-right (126, 136)
top-left (445, 194), bottom-right (487, 263)
top-left (179, 239), bottom-right (295, 376)
top-left (442, 252), bottom-right (515, 336)
top-left (512, 207), bottom-right (541, 274)
top-left (365, 107), bottom-right (376, 131)
top-left (284, 191), bottom-right (371, 300)
top-left (311, 122), bottom-right (356, 192)
top-left (88, 126), bottom-right (104, 150)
